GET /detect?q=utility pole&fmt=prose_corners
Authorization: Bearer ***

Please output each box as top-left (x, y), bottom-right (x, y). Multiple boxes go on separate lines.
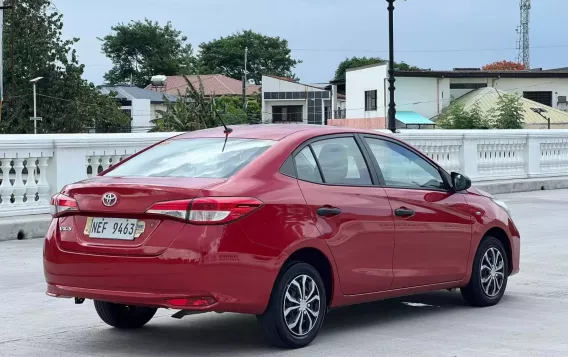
top-left (30, 77), bottom-right (43, 134)
top-left (242, 46), bottom-right (248, 110)
top-left (387, 0), bottom-right (397, 133)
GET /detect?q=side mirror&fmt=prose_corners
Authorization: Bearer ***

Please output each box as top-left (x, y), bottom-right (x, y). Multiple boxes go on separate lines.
top-left (451, 172), bottom-right (472, 192)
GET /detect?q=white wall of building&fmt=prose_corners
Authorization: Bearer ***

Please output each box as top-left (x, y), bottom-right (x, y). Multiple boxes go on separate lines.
top-left (494, 78), bottom-right (568, 108)
top-left (395, 77), bottom-right (450, 119)
top-left (346, 64), bottom-right (387, 119)
top-left (131, 99), bottom-right (152, 133)
top-left (345, 65), bottom-right (449, 120)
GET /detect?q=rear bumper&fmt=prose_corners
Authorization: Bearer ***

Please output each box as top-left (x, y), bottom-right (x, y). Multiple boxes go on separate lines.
top-left (43, 220), bottom-right (282, 315)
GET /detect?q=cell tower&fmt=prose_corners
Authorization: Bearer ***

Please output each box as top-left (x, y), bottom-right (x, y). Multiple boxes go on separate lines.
top-left (517, 0), bottom-right (531, 68)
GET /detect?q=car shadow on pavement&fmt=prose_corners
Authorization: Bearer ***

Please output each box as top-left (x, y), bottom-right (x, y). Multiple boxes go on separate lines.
top-left (85, 291), bottom-right (471, 356)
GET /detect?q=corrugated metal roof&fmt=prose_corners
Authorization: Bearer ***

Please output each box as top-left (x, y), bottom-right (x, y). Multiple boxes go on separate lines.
top-left (396, 111), bottom-right (435, 125)
top-left (100, 85), bottom-right (178, 103)
top-left (453, 87), bottom-right (568, 125)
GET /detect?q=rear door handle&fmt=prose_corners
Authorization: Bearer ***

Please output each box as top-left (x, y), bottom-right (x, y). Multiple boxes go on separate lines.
top-left (395, 208), bottom-right (415, 218)
top-left (317, 207), bottom-right (342, 217)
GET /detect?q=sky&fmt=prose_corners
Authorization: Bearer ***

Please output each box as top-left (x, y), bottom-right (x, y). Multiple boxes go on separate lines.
top-left (54, 0), bottom-right (568, 86)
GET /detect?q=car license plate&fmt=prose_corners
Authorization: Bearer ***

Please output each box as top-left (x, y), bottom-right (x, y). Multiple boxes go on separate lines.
top-left (87, 218), bottom-right (138, 240)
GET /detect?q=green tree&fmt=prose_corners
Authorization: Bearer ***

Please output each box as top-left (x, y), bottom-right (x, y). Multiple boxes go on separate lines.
top-left (491, 93), bottom-right (525, 129)
top-left (437, 103), bottom-right (491, 129)
top-left (151, 76), bottom-right (261, 132)
top-left (198, 30), bottom-right (301, 84)
top-left (101, 19), bottom-right (195, 87)
top-left (1, 0), bottom-right (129, 134)
top-left (333, 56), bottom-right (423, 81)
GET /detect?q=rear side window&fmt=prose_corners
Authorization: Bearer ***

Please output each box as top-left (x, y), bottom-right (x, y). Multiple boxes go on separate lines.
top-left (293, 137), bottom-right (373, 186)
top-left (106, 138), bottom-right (274, 178)
top-left (294, 147), bottom-right (323, 183)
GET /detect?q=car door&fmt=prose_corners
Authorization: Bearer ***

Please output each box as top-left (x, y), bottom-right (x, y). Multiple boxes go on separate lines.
top-left (361, 135), bottom-right (474, 289)
top-left (293, 135), bottom-right (395, 295)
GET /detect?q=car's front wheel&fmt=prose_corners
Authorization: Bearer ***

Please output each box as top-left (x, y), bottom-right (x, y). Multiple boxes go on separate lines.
top-left (461, 236), bottom-right (509, 307)
top-left (94, 300), bottom-right (157, 329)
top-left (258, 262), bottom-right (327, 349)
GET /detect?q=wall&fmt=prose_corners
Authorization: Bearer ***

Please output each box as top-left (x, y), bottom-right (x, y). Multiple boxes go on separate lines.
top-left (394, 77), bottom-right (450, 119)
top-left (131, 99), bottom-right (152, 133)
top-left (449, 78), bottom-right (490, 99)
top-left (493, 78), bottom-right (568, 108)
top-left (151, 103), bottom-right (167, 122)
top-left (345, 64), bottom-right (387, 119)
top-left (448, 77), bottom-right (568, 106)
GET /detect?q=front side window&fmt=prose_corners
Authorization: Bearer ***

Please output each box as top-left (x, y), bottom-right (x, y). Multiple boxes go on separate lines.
top-left (365, 138), bottom-right (445, 190)
top-left (106, 138), bottom-right (274, 178)
top-left (309, 137), bottom-right (372, 186)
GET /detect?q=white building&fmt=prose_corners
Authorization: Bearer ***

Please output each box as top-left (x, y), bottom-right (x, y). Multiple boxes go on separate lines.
top-left (261, 75), bottom-right (345, 125)
top-left (340, 63), bottom-right (568, 129)
top-left (100, 85), bottom-right (178, 133)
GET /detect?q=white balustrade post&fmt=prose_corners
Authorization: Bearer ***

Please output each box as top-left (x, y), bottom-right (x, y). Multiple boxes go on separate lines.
top-left (0, 158), bottom-right (13, 208)
top-left (12, 158), bottom-right (26, 206)
top-left (525, 133), bottom-right (541, 178)
top-left (24, 158), bottom-right (39, 205)
top-left (461, 135), bottom-right (479, 179)
top-left (47, 145), bottom-right (89, 196)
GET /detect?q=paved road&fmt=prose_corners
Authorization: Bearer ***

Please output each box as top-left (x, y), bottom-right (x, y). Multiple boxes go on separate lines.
top-left (1, 190), bottom-right (567, 357)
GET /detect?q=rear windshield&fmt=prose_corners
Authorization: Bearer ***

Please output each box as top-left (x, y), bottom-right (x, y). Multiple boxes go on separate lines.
top-left (105, 138), bottom-right (275, 178)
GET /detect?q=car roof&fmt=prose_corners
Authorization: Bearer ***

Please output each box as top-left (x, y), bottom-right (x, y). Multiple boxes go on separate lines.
top-left (174, 124), bottom-right (391, 141)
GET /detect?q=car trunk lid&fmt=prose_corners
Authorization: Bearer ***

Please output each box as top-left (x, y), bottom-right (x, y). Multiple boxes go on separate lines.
top-left (57, 176), bottom-right (225, 256)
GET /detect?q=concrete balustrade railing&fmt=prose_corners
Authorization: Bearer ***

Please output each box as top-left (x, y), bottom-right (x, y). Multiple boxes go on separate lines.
top-left (395, 130), bottom-right (568, 181)
top-left (0, 133), bottom-right (177, 218)
top-left (1, 129), bottom-right (567, 220)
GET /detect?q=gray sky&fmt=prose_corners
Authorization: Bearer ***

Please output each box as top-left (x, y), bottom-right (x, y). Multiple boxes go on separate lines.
top-left (55, 0), bottom-right (568, 85)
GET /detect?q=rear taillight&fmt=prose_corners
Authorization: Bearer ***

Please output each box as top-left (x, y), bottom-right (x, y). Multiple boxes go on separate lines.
top-left (146, 199), bottom-right (191, 220)
top-left (145, 197), bottom-right (263, 225)
top-left (50, 194), bottom-right (79, 217)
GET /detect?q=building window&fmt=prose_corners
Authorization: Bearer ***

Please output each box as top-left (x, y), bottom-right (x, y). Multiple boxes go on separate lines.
top-left (523, 91), bottom-right (553, 107)
top-left (450, 83), bottom-right (488, 89)
top-left (272, 106), bottom-right (303, 122)
top-left (365, 90), bottom-right (377, 111)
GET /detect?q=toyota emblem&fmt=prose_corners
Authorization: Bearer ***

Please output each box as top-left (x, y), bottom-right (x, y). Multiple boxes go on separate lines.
top-left (102, 193), bottom-right (118, 207)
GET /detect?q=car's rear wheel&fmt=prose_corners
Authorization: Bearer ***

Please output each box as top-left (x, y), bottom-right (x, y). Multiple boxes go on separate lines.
top-left (258, 262), bottom-right (327, 349)
top-left (461, 236), bottom-right (509, 307)
top-left (94, 300), bottom-right (157, 329)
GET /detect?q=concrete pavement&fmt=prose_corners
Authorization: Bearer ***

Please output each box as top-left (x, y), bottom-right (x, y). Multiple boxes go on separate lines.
top-left (1, 190), bottom-right (567, 356)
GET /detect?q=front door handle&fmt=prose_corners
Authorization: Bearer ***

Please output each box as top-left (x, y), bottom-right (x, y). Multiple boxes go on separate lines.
top-left (395, 208), bottom-right (415, 218)
top-left (317, 207), bottom-right (342, 217)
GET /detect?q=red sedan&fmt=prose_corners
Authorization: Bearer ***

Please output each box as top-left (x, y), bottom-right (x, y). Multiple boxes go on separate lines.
top-left (44, 125), bottom-right (520, 348)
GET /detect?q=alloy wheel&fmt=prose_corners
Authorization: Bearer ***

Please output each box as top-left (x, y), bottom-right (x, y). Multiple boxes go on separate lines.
top-left (282, 274), bottom-right (321, 337)
top-left (480, 247), bottom-right (505, 298)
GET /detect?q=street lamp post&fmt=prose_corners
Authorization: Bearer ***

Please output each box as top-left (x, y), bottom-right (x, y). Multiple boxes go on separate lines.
top-left (387, 0), bottom-right (397, 133)
top-left (30, 77), bottom-right (43, 134)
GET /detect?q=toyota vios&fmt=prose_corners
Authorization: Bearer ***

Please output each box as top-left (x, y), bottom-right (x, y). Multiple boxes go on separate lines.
top-left (44, 125), bottom-right (520, 349)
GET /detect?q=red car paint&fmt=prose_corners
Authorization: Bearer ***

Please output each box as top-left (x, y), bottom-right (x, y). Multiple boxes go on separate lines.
top-left (44, 125), bottom-right (520, 314)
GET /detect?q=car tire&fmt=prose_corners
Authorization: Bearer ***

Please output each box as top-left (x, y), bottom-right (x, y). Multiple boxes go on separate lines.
top-left (461, 236), bottom-right (509, 307)
top-left (94, 300), bottom-right (157, 329)
top-left (258, 262), bottom-right (327, 349)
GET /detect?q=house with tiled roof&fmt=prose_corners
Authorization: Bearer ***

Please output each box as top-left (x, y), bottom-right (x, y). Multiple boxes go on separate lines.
top-left (144, 74), bottom-right (260, 97)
